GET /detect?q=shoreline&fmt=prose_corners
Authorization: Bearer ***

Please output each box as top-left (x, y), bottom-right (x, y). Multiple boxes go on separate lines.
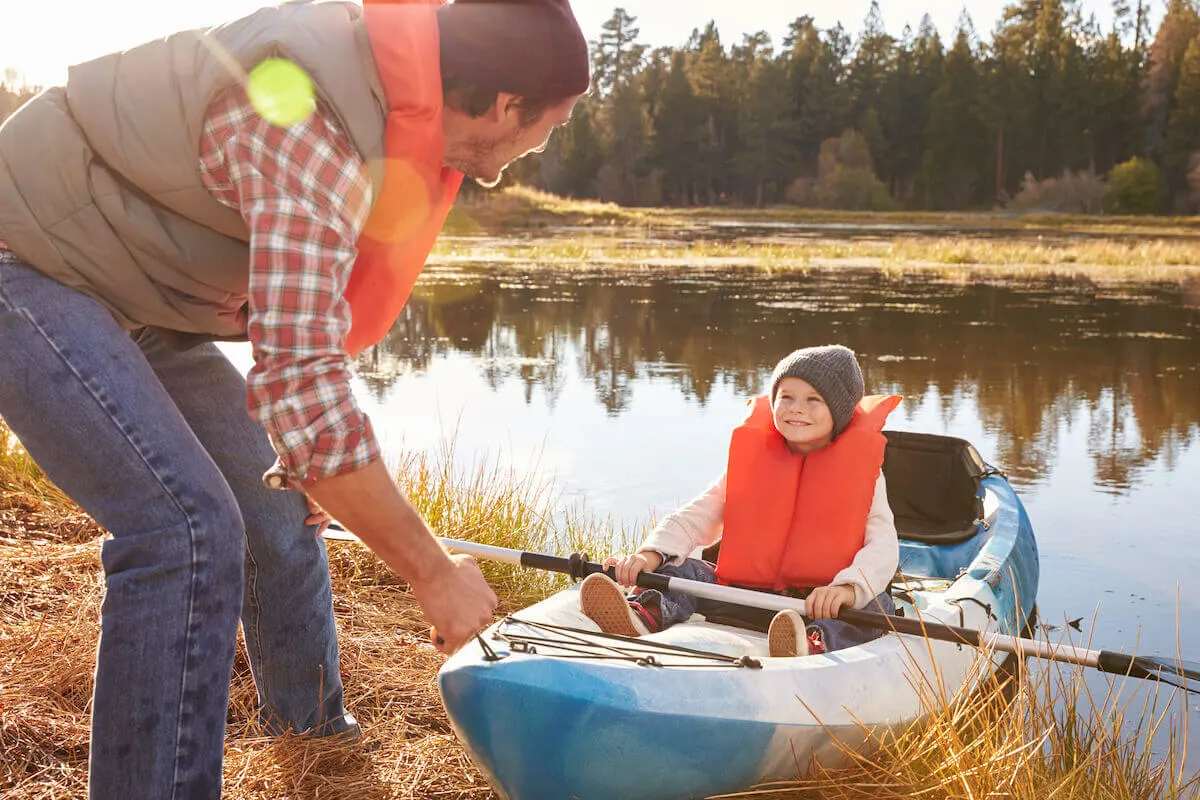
top-left (448, 186), bottom-right (1200, 237)
top-left (437, 187), bottom-right (1200, 285)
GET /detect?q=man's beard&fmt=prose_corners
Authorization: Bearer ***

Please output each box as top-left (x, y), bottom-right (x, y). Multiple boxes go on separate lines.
top-left (444, 138), bottom-right (497, 185)
top-left (446, 132), bottom-right (520, 188)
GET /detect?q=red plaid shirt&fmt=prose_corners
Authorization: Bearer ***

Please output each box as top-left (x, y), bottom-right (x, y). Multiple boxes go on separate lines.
top-left (199, 87), bottom-right (379, 488)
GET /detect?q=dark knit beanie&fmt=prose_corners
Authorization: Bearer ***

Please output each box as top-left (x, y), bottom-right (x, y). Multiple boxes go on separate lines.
top-left (437, 0), bottom-right (591, 100)
top-left (769, 345), bottom-right (865, 437)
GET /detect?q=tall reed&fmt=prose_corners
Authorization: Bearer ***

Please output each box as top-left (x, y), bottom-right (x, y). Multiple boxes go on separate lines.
top-left (722, 644), bottom-right (1196, 800)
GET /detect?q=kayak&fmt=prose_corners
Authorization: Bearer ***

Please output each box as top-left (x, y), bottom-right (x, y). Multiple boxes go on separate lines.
top-left (437, 431), bottom-right (1039, 800)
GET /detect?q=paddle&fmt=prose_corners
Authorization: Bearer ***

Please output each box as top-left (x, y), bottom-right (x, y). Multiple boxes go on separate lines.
top-left (322, 527), bottom-right (1200, 694)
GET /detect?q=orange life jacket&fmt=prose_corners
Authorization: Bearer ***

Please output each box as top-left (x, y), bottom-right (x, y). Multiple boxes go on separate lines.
top-left (345, 0), bottom-right (464, 356)
top-left (715, 394), bottom-right (902, 591)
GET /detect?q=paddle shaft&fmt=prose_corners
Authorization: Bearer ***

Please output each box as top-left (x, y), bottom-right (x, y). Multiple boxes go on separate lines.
top-left (324, 527), bottom-right (1156, 679)
top-left (477, 540), bottom-right (1125, 670)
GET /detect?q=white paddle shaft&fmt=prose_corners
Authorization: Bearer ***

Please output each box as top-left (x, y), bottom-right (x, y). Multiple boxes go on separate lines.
top-left (323, 528), bottom-right (1103, 668)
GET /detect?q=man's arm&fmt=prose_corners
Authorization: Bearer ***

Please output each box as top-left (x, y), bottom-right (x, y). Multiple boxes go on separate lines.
top-left (199, 87), bottom-right (496, 652)
top-left (306, 459), bottom-right (497, 652)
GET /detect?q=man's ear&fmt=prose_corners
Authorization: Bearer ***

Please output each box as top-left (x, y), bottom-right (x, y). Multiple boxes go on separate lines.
top-left (493, 92), bottom-right (522, 124)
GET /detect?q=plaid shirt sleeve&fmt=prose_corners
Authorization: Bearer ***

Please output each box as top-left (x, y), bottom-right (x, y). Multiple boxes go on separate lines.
top-left (198, 87), bottom-right (379, 489)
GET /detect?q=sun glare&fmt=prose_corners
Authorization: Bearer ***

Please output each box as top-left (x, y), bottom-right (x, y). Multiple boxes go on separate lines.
top-left (246, 58), bottom-right (315, 128)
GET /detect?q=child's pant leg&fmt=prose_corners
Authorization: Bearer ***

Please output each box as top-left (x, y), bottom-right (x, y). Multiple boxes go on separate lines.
top-left (809, 591), bottom-right (897, 652)
top-left (631, 558), bottom-right (718, 628)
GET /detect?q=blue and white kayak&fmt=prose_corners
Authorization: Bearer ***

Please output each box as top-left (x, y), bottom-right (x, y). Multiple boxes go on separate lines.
top-left (438, 431), bottom-right (1039, 800)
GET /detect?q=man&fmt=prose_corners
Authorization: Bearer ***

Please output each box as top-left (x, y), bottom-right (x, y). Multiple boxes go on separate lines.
top-left (0, 0), bottom-right (589, 797)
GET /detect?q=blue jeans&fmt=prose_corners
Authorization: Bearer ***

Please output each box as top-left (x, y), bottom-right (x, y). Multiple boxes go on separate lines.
top-left (0, 259), bottom-right (354, 800)
top-left (631, 558), bottom-right (897, 652)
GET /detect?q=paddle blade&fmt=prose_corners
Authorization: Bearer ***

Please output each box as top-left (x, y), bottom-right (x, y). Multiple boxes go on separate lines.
top-left (1099, 651), bottom-right (1200, 694)
top-left (1133, 656), bottom-right (1200, 695)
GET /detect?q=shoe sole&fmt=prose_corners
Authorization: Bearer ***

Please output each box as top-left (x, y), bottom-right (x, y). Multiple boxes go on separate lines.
top-left (768, 618), bottom-right (799, 658)
top-left (580, 577), bottom-right (644, 637)
top-left (768, 612), bottom-right (809, 658)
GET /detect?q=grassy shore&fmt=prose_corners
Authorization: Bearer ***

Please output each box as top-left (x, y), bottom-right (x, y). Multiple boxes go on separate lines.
top-left (438, 187), bottom-right (1200, 283)
top-left (448, 186), bottom-right (1200, 236)
top-left (2, 421), bottom-right (1196, 799)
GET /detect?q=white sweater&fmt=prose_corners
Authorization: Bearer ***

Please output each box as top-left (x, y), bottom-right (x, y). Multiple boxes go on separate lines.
top-left (639, 472), bottom-right (899, 609)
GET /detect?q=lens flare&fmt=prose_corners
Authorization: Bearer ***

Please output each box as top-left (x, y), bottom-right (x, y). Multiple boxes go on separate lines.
top-left (247, 58), bottom-right (315, 127)
top-left (361, 157), bottom-right (431, 243)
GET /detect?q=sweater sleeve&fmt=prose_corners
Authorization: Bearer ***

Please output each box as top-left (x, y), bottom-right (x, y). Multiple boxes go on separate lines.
top-left (639, 473), bottom-right (727, 566)
top-left (830, 472), bottom-right (899, 608)
top-left (199, 88), bottom-right (378, 490)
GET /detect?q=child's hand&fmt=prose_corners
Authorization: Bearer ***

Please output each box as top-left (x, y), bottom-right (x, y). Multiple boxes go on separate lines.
top-left (806, 584), bottom-right (856, 620)
top-left (602, 551), bottom-right (664, 588)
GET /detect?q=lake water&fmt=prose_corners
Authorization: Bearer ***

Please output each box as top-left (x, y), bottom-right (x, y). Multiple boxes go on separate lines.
top-left (227, 261), bottom-right (1200, 770)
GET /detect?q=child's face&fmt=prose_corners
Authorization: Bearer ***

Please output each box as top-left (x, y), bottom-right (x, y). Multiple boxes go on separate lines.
top-left (772, 377), bottom-right (835, 454)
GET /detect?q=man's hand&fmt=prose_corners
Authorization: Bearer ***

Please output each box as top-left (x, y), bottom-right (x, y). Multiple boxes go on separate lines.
top-left (304, 493), bottom-right (333, 535)
top-left (305, 459), bottom-right (499, 655)
top-left (411, 553), bottom-right (498, 654)
top-left (805, 584), bottom-right (857, 620)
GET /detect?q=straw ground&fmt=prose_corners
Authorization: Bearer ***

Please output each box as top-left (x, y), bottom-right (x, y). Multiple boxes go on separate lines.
top-left (2, 420), bottom-right (1196, 799)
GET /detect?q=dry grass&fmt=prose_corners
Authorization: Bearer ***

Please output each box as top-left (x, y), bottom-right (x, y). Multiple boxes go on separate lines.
top-left (1, 421), bottom-right (1196, 799)
top-left (429, 234), bottom-right (1200, 283)
top-left (446, 185), bottom-right (642, 233)
top-left (0, 423), bottom-right (627, 800)
top-left (0, 523), bottom-right (493, 800)
top-left (448, 185), bottom-right (1200, 237)
top-left (718, 649), bottom-right (1197, 800)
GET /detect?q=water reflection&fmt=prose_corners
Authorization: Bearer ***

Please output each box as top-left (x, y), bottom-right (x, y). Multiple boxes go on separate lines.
top-left (359, 266), bottom-right (1200, 496)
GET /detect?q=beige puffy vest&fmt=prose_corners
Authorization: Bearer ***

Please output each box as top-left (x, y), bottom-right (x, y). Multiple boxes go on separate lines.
top-left (0, 1), bottom-right (387, 337)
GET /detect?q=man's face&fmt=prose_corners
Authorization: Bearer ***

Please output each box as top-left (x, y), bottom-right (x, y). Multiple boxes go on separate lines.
top-left (444, 95), bottom-right (578, 188)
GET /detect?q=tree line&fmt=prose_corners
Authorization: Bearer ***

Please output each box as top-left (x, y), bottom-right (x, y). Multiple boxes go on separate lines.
top-left (506, 0), bottom-right (1200, 214)
top-left (4, 2), bottom-right (1199, 213)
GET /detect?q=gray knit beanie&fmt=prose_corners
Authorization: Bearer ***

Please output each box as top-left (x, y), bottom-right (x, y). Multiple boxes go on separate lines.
top-left (769, 345), bottom-right (865, 436)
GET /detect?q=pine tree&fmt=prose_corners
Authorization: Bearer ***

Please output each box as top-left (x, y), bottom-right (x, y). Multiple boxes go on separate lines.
top-left (788, 22), bottom-right (851, 178)
top-left (593, 8), bottom-right (648, 97)
top-left (1162, 36), bottom-right (1200, 207)
top-left (731, 33), bottom-right (792, 205)
top-left (921, 26), bottom-right (989, 208)
top-left (884, 16), bottom-right (942, 201)
top-left (648, 50), bottom-right (701, 204)
top-left (689, 23), bottom-right (732, 204)
top-left (559, 102), bottom-right (605, 198)
top-left (1144, 0), bottom-right (1200, 156)
top-left (847, 2), bottom-right (894, 132)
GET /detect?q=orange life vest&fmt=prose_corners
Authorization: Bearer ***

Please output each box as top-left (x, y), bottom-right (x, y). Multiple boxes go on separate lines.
top-left (715, 394), bottom-right (902, 591)
top-left (345, 0), bottom-right (465, 356)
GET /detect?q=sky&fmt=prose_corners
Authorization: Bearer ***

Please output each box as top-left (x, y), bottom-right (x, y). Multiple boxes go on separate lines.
top-left (5, 0), bottom-right (1165, 88)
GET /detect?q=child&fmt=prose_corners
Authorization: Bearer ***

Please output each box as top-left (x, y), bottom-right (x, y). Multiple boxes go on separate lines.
top-left (581, 344), bottom-right (900, 658)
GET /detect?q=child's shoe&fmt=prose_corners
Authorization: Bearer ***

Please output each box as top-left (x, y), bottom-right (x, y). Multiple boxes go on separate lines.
top-left (580, 573), bottom-right (650, 637)
top-left (767, 609), bottom-right (811, 658)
